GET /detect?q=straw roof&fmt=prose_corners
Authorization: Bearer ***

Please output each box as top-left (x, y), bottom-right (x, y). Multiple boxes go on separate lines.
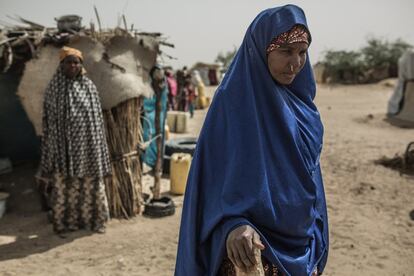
top-left (0, 15), bottom-right (174, 135)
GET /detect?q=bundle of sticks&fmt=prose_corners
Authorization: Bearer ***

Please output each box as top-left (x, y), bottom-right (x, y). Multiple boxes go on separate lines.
top-left (104, 98), bottom-right (144, 218)
top-left (375, 141), bottom-right (414, 175)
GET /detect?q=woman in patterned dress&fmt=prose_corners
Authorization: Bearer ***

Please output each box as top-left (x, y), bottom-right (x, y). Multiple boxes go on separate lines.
top-left (39, 47), bottom-right (111, 236)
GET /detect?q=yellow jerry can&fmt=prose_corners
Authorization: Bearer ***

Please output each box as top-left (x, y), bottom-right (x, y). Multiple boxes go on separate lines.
top-left (170, 153), bottom-right (192, 195)
top-left (197, 96), bottom-right (207, 109)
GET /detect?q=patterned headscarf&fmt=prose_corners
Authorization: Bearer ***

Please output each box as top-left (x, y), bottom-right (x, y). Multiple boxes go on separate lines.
top-left (266, 24), bottom-right (310, 54)
top-left (59, 46), bottom-right (86, 74)
top-left (59, 46), bottom-right (83, 62)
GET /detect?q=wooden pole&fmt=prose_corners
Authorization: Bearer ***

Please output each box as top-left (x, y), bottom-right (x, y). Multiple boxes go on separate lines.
top-left (153, 86), bottom-right (163, 199)
top-left (122, 15), bottom-right (128, 31)
top-left (94, 5), bottom-right (102, 32)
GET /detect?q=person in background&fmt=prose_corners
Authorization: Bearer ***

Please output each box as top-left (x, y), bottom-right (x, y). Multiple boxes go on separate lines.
top-left (175, 5), bottom-right (328, 276)
top-left (191, 70), bottom-right (206, 110)
top-left (166, 69), bottom-right (178, 110)
top-left (39, 46), bottom-right (111, 236)
top-left (176, 66), bottom-right (189, 111)
top-left (141, 65), bottom-right (168, 170)
top-left (184, 75), bottom-right (197, 118)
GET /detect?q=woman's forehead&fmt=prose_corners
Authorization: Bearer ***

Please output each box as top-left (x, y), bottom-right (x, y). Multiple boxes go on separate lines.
top-left (279, 42), bottom-right (309, 51)
top-left (64, 55), bottom-right (81, 62)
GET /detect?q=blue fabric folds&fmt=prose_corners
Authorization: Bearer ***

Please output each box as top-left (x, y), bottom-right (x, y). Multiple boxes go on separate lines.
top-left (142, 85), bottom-right (168, 168)
top-left (175, 5), bottom-right (328, 276)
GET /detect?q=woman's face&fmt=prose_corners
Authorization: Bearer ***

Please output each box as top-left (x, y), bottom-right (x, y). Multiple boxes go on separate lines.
top-left (62, 55), bottom-right (82, 79)
top-left (267, 42), bottom-right (308, 85)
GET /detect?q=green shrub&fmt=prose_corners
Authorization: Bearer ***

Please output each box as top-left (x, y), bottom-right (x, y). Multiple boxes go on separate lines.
top-left (322, 50), bottom-right (366, 83)
top-left (320, 37), bottom-right (412, 83)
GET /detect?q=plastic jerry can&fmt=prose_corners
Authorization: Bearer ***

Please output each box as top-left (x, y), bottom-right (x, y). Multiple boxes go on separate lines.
top-left (170, 153), bottom-right (192, 195)
top-left (175, 112), bottom-right (189, 133)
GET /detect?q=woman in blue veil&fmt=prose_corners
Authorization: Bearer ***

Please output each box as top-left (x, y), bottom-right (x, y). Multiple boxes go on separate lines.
top-left (142, 65), bottom-right (168, 169)
top-left (175, 5), bottom-right (329, 276)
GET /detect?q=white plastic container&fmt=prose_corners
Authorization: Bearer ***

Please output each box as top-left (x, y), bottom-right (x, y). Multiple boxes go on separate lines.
top-left (166, 111), bottom-right (178, 133)
top-left (175, 112), bottom-right (189, 133)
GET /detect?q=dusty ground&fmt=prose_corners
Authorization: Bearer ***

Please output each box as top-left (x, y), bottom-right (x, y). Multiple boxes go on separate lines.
top-left (0, 83), bottom-right (413, 276)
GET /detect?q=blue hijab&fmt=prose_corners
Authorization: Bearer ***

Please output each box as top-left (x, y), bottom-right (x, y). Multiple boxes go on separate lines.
top-left (175, 5), bottom-right (328, 276)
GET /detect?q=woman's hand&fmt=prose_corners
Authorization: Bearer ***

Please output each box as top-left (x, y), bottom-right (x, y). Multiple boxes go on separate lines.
top-left (226, 224), bottom-right (265, 272)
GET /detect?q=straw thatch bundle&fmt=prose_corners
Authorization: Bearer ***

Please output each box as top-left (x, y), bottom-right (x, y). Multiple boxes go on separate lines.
top-left (104, 98), bottom-right (144, 218)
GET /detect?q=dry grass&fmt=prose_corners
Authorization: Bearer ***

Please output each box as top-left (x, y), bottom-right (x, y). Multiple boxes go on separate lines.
top-left (104, 98), bottom-right (144, 219)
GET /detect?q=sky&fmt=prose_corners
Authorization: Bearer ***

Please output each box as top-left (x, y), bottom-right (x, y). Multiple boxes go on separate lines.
top-left (1, 0), bottom-right (413, 69)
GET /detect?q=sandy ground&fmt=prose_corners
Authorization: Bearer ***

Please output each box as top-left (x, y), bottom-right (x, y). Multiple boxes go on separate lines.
top-left (0, 83), bottom-right (413, 276)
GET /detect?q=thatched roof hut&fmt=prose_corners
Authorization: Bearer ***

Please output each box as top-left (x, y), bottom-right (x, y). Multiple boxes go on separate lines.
top-left (191, 61), bottom-right (223, 85)
top-left (0, 15), bottom-right (173, 218)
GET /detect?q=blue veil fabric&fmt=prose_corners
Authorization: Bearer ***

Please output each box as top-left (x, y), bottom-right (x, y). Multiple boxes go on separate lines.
top-left (142, 82), bottom-right (168, 168)
top-left (175, 5), bottom-right (328, 276)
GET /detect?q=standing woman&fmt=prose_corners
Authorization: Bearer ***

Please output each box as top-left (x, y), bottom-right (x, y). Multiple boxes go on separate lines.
top-left (175, 5), bottom-right (328, 276)
top-left (166, 69), bottom-right (178, 111)
top-left (183, 75), bottom-right (197, 118)
top-left (142, 65), bottom-right (168, 170)
top-left (40, 46), bottom-right (111, 235)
